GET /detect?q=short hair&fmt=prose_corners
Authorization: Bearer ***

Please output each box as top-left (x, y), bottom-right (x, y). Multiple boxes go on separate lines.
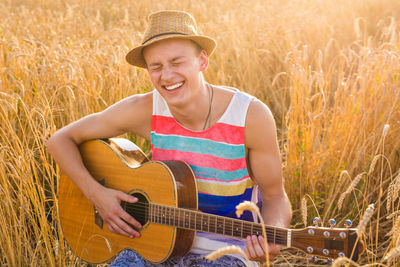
top-left (189, 40), bottom-right (204, 55)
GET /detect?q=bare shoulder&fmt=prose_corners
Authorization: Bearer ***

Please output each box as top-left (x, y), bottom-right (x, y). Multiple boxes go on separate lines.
top-left (113, 91), bottom-right (153, 120)
top-left (50, 91), bottom-right (154, 145)
top-left (101, 91), bottom-right (153, 137)
top-left (245, 98), bottom-right (277, 149)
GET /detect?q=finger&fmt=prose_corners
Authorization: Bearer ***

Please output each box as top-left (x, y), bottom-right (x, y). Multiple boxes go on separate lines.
top-left (107, 220), bottom-right (128, 237)
top-left (114, 216), bottom-right (140, 238)
top-left (246, 236), bottom-right (257, 259)
top-left (244, 246), bottom-right (250, 259)
top-left (268, 244), bottom-right (281, 259)
top-left (106, 222), bottom-right (115, 234)
top-left (118, 191), bottom-right (138, 203)
top-left (119, 209), bottom-right (142, 229)
top-left (251, 235), bottom-right (265, 258)
top-left (258, 235), bottom-right (266, 251)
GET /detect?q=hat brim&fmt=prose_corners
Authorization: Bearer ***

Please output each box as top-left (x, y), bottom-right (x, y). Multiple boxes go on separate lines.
top-left (126, 34), bottom-right (217, 68)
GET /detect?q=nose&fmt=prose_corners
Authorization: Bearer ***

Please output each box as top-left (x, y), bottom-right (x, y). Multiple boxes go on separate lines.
top-left (160, 66), bottom-right (173, 81)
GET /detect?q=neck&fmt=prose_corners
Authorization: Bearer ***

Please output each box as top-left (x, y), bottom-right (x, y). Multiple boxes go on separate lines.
top-left (169, 80), bottom-right (211, 131)
top-left (145, 203), bottom-right (289, 246)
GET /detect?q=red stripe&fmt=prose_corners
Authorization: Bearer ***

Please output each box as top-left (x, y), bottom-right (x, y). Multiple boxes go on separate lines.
top-left (151, 147), bottom-right (247, 172)
top-left (151, 115), bottom-right (244, 144)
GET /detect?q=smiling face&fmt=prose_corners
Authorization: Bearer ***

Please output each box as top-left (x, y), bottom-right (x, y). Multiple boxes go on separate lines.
top-left (143, 38), bottom-right (208, 107)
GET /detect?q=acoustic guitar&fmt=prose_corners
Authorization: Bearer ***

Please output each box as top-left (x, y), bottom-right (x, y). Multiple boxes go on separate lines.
top-left (59, 138), bottom-right (363, 264)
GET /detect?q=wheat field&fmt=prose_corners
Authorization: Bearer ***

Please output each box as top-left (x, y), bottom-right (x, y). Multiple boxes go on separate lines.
top-left (1, 0), bottom-right (400, 266)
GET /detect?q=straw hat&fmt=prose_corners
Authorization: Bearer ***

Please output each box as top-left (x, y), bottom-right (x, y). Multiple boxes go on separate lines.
top-left (126, 10), bottom-right (217, 68)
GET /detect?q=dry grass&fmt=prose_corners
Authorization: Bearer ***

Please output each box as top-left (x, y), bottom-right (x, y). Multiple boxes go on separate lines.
top-left (1, 0), bottom-right (400, 265)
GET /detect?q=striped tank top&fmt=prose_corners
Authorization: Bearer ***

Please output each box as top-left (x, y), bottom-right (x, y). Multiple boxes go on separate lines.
top-left (151, 87), bottom-right (259, 261)
top-left (151, 87), bottom-right (259, 221)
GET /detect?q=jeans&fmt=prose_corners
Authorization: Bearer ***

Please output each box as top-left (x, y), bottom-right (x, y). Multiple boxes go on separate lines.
top-left (109, 249), bottom-right (247, 267)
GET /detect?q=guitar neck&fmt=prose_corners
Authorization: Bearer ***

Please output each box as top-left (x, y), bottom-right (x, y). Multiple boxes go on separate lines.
top-left (148, 203), bottom-right (289, 246)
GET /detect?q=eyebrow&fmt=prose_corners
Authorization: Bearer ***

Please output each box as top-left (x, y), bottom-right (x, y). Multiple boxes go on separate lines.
top-left (171, 56), bottom-right (185, 62)
top-left (148, 56), bottom-right (186, 68)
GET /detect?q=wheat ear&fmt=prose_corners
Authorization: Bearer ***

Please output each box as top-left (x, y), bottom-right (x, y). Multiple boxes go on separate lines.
top-left (357, 204), bottom-right (375, 236)
top-left (384, 246), bottom-right (400, 262)
top-left (205, 245), bottom-right (250, 265)
top-left (301, 196), bottom-right (307, 226)
top-left (338, 172), bottom-right (365, 210)
top-left (332, 256), bottom-right (361, 267)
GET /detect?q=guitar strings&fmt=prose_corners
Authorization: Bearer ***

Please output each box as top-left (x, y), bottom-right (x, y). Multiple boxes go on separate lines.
top-left (123, 202), bottom-right (287, 235)
top-left (119, 202), bottom-right (288, 243)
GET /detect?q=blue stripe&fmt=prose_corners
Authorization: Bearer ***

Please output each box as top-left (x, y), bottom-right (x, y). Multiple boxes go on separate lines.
top-left (151, 132), bottom-right (245, 159)
top-left (198, 188), bottom-right (253, 220)
top-left (190, 165), bottom-right (249, 181)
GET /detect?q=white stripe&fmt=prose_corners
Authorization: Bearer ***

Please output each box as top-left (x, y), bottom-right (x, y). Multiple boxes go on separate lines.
top-left (152, 88), bottom-right (254, 127)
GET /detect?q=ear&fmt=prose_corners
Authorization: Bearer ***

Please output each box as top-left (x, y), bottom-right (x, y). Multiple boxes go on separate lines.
top-left (199, 50), bottom-right (209, 72)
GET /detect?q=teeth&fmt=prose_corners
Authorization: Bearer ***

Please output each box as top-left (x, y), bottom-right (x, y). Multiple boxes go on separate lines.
top-left (165, 82), bottom-right (183, 90)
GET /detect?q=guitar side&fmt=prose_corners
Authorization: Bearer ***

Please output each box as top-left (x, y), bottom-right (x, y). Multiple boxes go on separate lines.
top-left (58, 138), bottom-right (198, 264)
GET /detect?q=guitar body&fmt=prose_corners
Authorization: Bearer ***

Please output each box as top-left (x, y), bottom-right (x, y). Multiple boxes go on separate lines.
top-left (59, 138), bottom-right (198, 264)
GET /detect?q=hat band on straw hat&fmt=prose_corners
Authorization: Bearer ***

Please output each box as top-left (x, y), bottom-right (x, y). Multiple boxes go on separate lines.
top-left (142, 32), bottom-right (188, 45)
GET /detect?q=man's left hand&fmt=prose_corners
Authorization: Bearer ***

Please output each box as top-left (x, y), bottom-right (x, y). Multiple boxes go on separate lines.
top-left (244, 235), bottom-right (281, 262)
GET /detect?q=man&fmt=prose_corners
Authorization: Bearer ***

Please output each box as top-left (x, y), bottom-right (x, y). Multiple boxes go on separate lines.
top-left (47, 10), bottom-right (291, 266)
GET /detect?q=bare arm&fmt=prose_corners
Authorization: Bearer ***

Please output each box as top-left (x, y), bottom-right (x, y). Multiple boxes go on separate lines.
top-left (244, 99), bottom-right (292, 261)
top-left (47, 92), bottom-right (152, 238)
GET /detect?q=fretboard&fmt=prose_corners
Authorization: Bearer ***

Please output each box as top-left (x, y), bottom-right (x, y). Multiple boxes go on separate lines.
top-left (149, 203), bottom-right (288, 246)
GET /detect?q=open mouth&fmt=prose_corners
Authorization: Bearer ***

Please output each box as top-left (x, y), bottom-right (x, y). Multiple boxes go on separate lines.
top-left (163, 82), bottom-right (184, 91)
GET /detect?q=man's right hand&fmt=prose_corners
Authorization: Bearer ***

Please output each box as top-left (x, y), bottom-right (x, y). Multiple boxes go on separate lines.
top-left (90, 186), bottom-right (143, 238)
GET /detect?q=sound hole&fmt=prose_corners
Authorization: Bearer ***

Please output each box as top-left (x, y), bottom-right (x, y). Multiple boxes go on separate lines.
top-left (121, 192), bottom-right (149, 230)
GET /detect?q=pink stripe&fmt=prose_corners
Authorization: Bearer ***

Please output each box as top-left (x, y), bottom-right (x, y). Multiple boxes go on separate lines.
top-left (151, 115), bottom-right (244, 144)
top-left (151, 147), bottom-right (247, 172)
top-left (196, 175), bottom-right (251, 183)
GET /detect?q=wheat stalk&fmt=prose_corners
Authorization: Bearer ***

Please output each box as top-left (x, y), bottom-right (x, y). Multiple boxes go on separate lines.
top-left (236, 201), bottom-right (269, 265)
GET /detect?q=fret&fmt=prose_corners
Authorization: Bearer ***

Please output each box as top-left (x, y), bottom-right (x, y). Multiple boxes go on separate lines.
top-left (164, 206), bottom-right (167, 225)
top-left (232, 220), bottom-right (242, 238)
top-left (209, 215), bottom-right (216, 234)
top-left (170, 207), bottom-right (174, 226)
top-left (224, 218), bottom-right (233, 236)
top-left (194, 211), bottom-right (197, 230)
top-left (189, 210), bottom-right (193, 229)
top-left (161, 206), bottom-right (167, 224)
top-left (251, 222), bottom-right (253, 236)
top-left (243, 221), bottom-right (251, 237)
top-left (153, 204), bottom-right (155, 223)
top-left (168, 206), bottom-right (172, 226)
top-left (254, 225), bottom-right (261, 236)
top-left (199, 213), bottom-right (203, 231)
top-left (201, 213), bottom-right (208, 232)
top-left (241, 221), bottom-right (244, 238)
top-left (173, 207), bottom-right (177, 226)
top-left (208, 214), bottom-right (210, 232)
top-left (165, 206), bottom-right (169, 225)
top-left (158, 205), bottom-right (163, 224)
top-left (177, 208), bottom-right (181, 227)
top-left (155, 205), bottom-right (158, 224)
top-left (216, 217), bottom-right (224, 235)
top-left (273, 227), bottom-right (276, 244)
top-left (184, 210), bottom-right (188, 229)
top-left (190, 210), bottom-right (195, 229)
